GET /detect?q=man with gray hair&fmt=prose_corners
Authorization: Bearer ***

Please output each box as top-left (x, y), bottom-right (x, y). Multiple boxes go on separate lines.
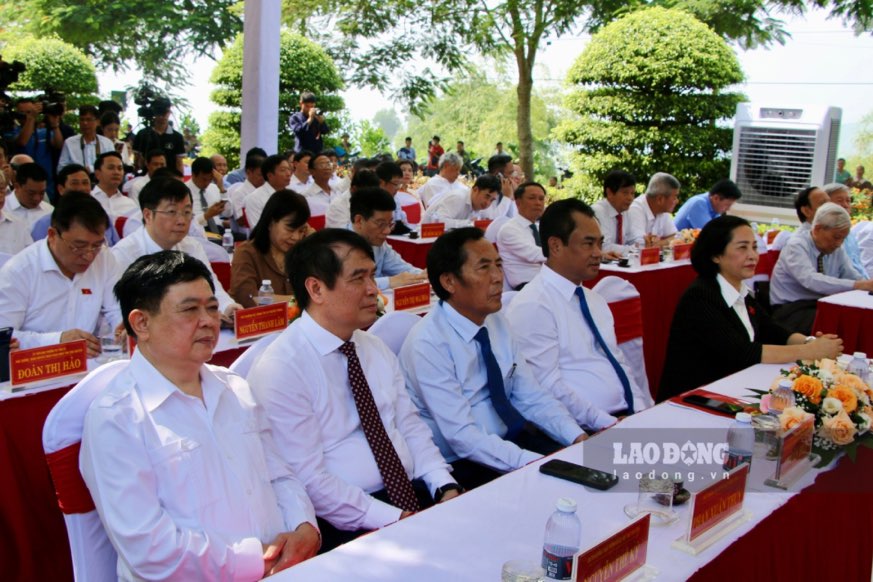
top-left (824, 182), bottom-right (867, 277)
top-left (627, 172), bottom-right (679, 247)
top-left (771, 202), bottom-right (873, 334)
top-left (416, 151), bottom-right (468, 208)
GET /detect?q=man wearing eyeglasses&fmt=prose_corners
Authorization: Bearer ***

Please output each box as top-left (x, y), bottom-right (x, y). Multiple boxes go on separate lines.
top-left (0, 191), bottom-right (123, 357)
top-left (350, 188), bottom-right (427, 290)
top-left (112, 177), bottom-right (242, 325)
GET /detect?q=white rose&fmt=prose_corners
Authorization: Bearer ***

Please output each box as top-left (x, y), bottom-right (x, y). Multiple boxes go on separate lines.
top-left (818, 370), bottom-right (835, 385)
top-left (822, 397), bottom-right (844, 415)
top-left (859, 413), bottom-right (871, 435)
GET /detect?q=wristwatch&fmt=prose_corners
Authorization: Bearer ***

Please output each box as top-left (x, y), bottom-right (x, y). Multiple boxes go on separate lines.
top-left (805, 336), bottom-right (816, 344)
top-left (434, 483), bottom-right (464, 502)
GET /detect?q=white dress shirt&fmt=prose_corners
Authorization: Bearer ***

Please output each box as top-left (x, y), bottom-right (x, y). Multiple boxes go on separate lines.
top-left (0, 209), bottom-right (33, 255)
top-left (91, 186), bottom-right (142, 224)
top-left (112, 227), bottom-right (236, 311)
top-left (423, 189), bottom-right (485, 229)
top-left (247, 312), bottom-right (454, 532)
top-left (853, 221), bottom-right (873, 277)
top-left (0, 238), bottom-right (122, 348)
top-left (506, 266), bottom-right (643, 425)
top-left (57, 134), bottom-right (115, 174)
top-left (290, 174), bottom-right (312, 191)
top-left (416, 175), bottom-right (469, 208)
top-left (5, 193), bottom-right (52, 229)
top-left (400, 301), bottom-right (585, 472)
top-left (592, 198), bottom-right (632, 254)
top-left (325, 189), bottom-right (351, 228)
top-left (301, 181), bottom-right (335, 217)
top-left (188, 181), bottom-right (227, 228)
top-left (717, 274), bottom-right (753, 341)
top-left (122, 175), bottom-right (150, 202)
top-left (479, 194), bottom-right (517, 220)
top-left (627, 195), bottom-right (677, 243)
top-left (81, 352), bottom-right (316, 581)
top-left (243, 183), bottom-right (276, 231)
top-left (227, 179), bottom-right (256, 221)
top-left (496, 215), bottom-right (545, 288)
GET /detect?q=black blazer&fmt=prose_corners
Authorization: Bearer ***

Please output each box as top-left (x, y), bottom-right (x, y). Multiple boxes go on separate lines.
top-left (658, 277), bottom-right (792, 402)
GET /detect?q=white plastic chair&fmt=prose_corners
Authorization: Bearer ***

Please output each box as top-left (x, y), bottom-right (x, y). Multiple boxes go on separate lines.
top-left (368, 311), bottom-right (422, 355)
top-left (0, 251), bottom-right (11, 269)
top-left (591, 276), bottom-right (654, 409)
top-left (42, 360), bottom-right (129, 582)
top-left (228, 332), bottom-right (283, 377)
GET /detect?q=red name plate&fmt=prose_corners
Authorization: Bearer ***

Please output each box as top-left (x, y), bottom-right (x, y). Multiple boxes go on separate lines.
top-left (473, 219), bottom-right (493, 231)
top-left (778, 415), bottom-right (814, 476)
top-left (420, 222), bottom-right (445, 238)
top-left (234, 303), bottom-right (289, 341)
top-left (639, 247), bottom-right (660, 265)
top-left (575, 514), bottom-right (650, 582)
top-left (687, 463), bottom-right (749, 542)
top-left (672, 243), bottom-right (692, 261)
top-left (393, 282), bottom-right (431, 311)
top-left (10, 340), bottom-right (88, 387)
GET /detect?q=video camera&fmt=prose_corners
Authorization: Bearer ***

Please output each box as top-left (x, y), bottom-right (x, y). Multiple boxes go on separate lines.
top-left (133, 83), bottom-right (171, 124)
top-left (0, 56), bottom-right (26, 133)
top-left (36, 88), bottom-right (65, 117)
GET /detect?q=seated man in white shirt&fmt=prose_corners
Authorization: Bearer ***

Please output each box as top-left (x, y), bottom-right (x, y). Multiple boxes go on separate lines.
top-left (113, 177), bottom-right (242, 325)
top-left (5, 162), bottom-right (53, 229)
top-left (350, 187), bottom-right (427, 290)
top-left (0, 171), bottom-right (32, 255)
top-left (325, 168), bottom-right (380, 229)
top-left (423, 174), bottom-right (500, 229)
top-left (227, 153), bottom-right (265, 233)
top-left (30, 164), bottom-right (98, 242)
top-left (771, 202), bottom-right (873, 334)
top-left (123, 148), bottom-right (166, 202)
top-left (0, 192), bottom-right (122, 357)
top-left (415, 151), bottom-right (467, 208)
top-left (82, 251), bottom-right (320, 580)
top-left (479, 154), bottom-right (520, 220)
top-left (188, 156), bottom-right (230, 235)
top-left (507, 199), bottom-right (652, 430)
top-left (592, 169), bottom-right (636, 258)
top-left (91, 152), bottom-right (141, 224)
top-left (245, 154), bottom-right (292, 230)
top-left (289, 149), bottom-right (312, 191)
top-left (496, 181), bottom-right (546, 289)
top-left (400, 228), bottom-right (587, 489)
top-left (301, 152), bottom-right (339, 217)
top-left (57, 105), bottom-right (115, 175)
top-left (627, 172), bottom-right (679, 248)
top-left (247, 229), bottom-right (460, 551)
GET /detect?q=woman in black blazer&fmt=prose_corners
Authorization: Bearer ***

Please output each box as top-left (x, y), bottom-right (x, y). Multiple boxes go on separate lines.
top-left (658, 216), bottom-right (842, 402)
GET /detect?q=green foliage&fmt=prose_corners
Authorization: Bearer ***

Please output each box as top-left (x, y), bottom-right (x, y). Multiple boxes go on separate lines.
top-left (555, 7), bottom-right (745, 202)
top-left (354, 120), bottom-right (390, 157)
top-left (201, 31), bottom-right (344, 168)
top-left (372, 109), bottom-right (401, 142)
top-left (4, 36), bottom-right (97, 96)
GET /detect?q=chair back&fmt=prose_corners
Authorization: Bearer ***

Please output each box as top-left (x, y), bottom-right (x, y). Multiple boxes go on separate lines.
top-left (210, 262), bottom-right (231, 291)
top-left (368, 311), bottom-right (422, 355)
top-left (308, 215), bottom-right (326, 231)
top-left (114, 217), bottom-right (128, 239)
top-left (229, 332), bottom-right (282, 377)
top-left (42, 360), bottom-right (129, 582)
top-left (401, 203), bottom-right (422, 225)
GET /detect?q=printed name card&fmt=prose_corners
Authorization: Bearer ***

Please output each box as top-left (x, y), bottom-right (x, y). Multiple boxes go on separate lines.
top-left (573, 514), bottom-right (650, 582)
top-left (393, 283), bottom-right (431, 311)
top-left (10, 340), bottom-right (88, 387)
top-left (672, 243), bottom-right (692, 261)
top-left (639, 247), bottom-right (660, 266)
top-left (687, 463), bottom-right (748, 543)
top-left (473, 219), bottom-right (493, 231)
top-left (420, 223), bottom-right (445, 238)
top-left (777, 415), bottom-right (814, 477)
top-left (234, 303), bottom-right (289, 341)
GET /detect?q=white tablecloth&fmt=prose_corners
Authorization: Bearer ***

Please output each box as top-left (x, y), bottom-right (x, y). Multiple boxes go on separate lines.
top-left (818, 289), bottom-right (873, 309)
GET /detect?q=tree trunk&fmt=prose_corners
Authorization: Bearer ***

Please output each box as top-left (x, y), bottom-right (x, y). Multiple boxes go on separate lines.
top-left (516, 57), bottom-right (535, 179)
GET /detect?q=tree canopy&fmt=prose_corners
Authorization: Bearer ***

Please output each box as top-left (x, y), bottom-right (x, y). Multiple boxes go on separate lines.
top-left (3, 36), bottom-right (98, 108)
top-left (555, 7), bottom-right (746, 203)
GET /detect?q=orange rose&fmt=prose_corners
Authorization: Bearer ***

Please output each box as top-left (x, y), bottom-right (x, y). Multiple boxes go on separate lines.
top-left (833, 372), bottom-right (868, 394)
top-left (780, 406), bottom-right (812, 432)
top-left (818, 359), bottom-right (839, 374)
top-left (792, 375), bottom-right (824, 405)
top-left (826, 385), bottom-right (859, 414)
top-left (819, 411), bottom-right (857, 446)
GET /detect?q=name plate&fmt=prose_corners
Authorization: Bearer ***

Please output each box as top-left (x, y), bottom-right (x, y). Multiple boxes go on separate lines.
top-left (393, 282), bottom-right (431, 311)
top-left (473, 219), bottom-right (493, 231)
top-left (234, 303), bottom-right (289, 341)
top-left (672, 243), bottom-right (692, 261)
top-left (420, 222), bottom-right (445, 238)
top-left (10, 340), bottom-right (88, 387)
top-left (639, 247), bottom-right (660, 265)
top-left (776, 415), bottom-right (814, 478)
top-left (687, 463), bottom-right (748, 542)
top-left (573, 514), bottom-right (650, 582)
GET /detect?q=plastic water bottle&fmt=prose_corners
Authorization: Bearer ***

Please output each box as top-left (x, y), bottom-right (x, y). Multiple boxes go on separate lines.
top-left (723, 412), bottom-right (754, 471)
top-left (256, 280), bottom-right (274, 306)
top-left (222, 228), bottom-right (234, 256)
top-left (542, 497), bottom-right (581, 580)
top-left (769, 379), bottom-right (796, 414)
top-left (847, 352), bottom-right (870, 386)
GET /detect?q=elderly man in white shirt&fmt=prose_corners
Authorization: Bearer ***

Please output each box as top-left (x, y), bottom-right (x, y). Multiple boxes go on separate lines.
top-left (0, 176), bottom-right (32, 255)
top-left (627, 172), bottom-right (679, 248)
top-left (301, 152), bottom-right (339, 218)
top-left (592, 169), bottom-right (637, 257)
top-left (91, 152), bottom-right (141, 224)
top-left (247, 229), bottom-right (459, 551)
top-left (122, 149), bottom-right (166, 202)
top-left (57, 105), bottom-right (115, 174)
top-left (289, 150), bottom-right (312, 191)
top-left (423, 174), bottom-right (500, 229)
top-left (497, 181), bottom-right (546, 289)
top-left (507, 199), bottom-right (652, 431)
top-left (6, 162), bottom-right (52, 229)
top-left (244, 154), bottom-right (292, 231)
top-left (113, 177), bottom-right (241, 324)
top-left (415, 151), bottom-right (468, 208)
top-left (82, 251), bottom-right (320, 580)
top-left (0, 192), bottom-right (122, 357)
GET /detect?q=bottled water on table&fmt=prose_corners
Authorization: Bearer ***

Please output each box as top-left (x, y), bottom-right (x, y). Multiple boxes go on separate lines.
top-left (222, 229), bottom-right (234, 256)
top-left (256, 280), bottom-right (275, 306)
top-left (847, 352), bottom-right (870, 386)
top-left (542, 497), bottom-right (581, 580)
top-left (724, 412), bottom-right (754, 471)
top-left (769, 379), bottom-right (796, 413)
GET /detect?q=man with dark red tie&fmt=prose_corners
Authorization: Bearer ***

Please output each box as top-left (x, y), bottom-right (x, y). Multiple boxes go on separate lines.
top-left (246, 229), bottom-right (460, 552)
top-left (592, 170), bottom-right (637, 259)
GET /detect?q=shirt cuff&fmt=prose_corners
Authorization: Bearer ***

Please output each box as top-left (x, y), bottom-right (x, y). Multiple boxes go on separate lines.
top-left (520, 449), bottom-right (543, 467)
top-left (591, 411), bottom-right (618, 431)
top-left (376, 275), bottom-right (391, 290)
top-left (231, 536), bottom-right (265, 582)
top-left (362, 496), bottom-right (404, 530)
top-left (419, 468), bottom-right (456, 497)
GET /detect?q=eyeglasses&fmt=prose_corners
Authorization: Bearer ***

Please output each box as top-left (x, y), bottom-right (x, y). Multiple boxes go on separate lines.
top-left (314, 162), bottom-right (335, 169)
top-left (57, 232), bottom-right (103, 256)
top-left (152, 209), bottom-right (194, 220)
top-left (368, 218), bottom-right (396, 231)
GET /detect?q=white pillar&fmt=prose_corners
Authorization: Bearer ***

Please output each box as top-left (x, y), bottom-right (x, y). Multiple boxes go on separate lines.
top-left (240, 0), bottom-right (281, 159)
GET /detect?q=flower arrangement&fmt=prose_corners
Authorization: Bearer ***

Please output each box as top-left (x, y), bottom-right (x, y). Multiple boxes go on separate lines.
top-left (671, 228), bottom-right (701, 246)
top-left (750, 359), bottom-right (873, 467)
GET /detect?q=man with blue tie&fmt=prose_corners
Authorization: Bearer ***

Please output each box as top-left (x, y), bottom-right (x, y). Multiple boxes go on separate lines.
top-left (400, 227), bottom-right (587, 489)
top-left (506, 199), bottom-right (653, 428)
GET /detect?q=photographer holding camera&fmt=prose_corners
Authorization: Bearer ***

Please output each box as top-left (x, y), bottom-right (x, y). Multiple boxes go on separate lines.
top-left (12, 97), bottom-right (63, 199)
top-left (289, 91), bottom-right (329, 154)
top-left (132, 96), bottom-right (185, 175)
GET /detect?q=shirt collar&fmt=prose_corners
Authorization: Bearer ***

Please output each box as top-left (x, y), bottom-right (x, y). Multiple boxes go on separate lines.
top-left (298, 310), bottom-right (346, 356)
top-left (513, 214), bottom-right (534, 227)
top-left (440, 300), bottom-right (484, 343)
top-left (6, 194), bottom-right (23, 211)
top-left (0, 209), bottom-right (11, 223)
top-left (716, 273), bottom-right (749, 308)
top-left (642, 196), bottom-right (656, 220)
top-left (92, 185), bottom-right (119, 199)
top-left (130, 349), bottom-right (223, 413)
top-left (37, 238), bottom-right (65, 275)
top-left (540, 264), bottom-right (580, 302)
top-left (140, 227), bottom-right (169, 253)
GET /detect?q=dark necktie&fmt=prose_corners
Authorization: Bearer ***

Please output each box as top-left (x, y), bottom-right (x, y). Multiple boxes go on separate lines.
top-left (616, 214), bottom-right (623, 245)
top-left (574, 287), bottom-right (635, 414)
top-left (816, 253), bottom-right (824, 274)
top-left (338, 341), bottom-right (419, 512)
top-left (529, 222), bottom-right (541, 247)
top-left (473, 327), bottom-right (527, 438)
top-left (200, 188), bottom-right (219, 234)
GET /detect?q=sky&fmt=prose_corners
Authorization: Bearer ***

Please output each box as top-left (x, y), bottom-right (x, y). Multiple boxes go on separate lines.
top-left (98, 7), bottom-right (873, 156)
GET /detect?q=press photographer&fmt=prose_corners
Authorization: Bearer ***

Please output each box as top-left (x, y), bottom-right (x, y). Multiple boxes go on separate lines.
top-left (131, 85), bottom-right (185, 174)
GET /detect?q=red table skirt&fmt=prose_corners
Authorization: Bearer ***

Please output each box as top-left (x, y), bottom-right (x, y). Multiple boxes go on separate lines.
top-left (386, 238), bottom-right (433, 270)
top-left (813, 301), bottom-right (873, 356)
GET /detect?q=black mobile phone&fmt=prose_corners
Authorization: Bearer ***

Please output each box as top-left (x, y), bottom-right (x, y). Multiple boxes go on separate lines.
top-left (0, 327), bottom-right (12, 383)
top-left (681, 394), bottom-right (743, 416)
top-left (539, 459), bottom-right (619, 491)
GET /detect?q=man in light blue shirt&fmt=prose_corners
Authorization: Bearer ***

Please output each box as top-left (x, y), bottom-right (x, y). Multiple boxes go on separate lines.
top-left (350, 187), bottom-right (427, 290)
top-left (673, 179), bottom-right (742, 230)
top-left (824, 182), bottom-right (868, 277)
top-left (400, 227), bottom-right (587, 489)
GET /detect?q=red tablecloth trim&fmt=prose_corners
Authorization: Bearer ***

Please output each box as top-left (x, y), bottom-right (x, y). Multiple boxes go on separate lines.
top-left (607, 297), bottom-right (643, 344)
top-left (45, 442), bottom-right (95, 514)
